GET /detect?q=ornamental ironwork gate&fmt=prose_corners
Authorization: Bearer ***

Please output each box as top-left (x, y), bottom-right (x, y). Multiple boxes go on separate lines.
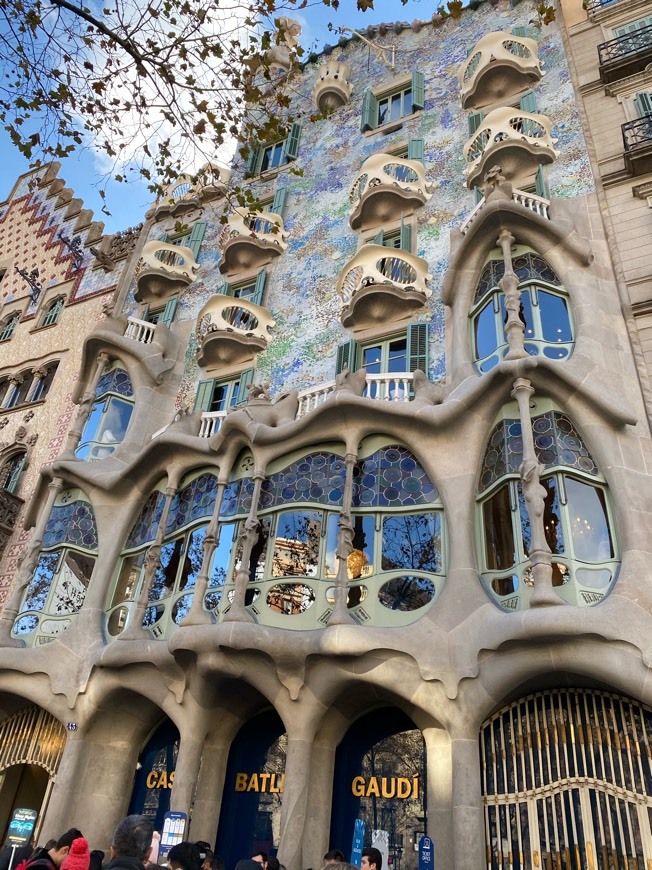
top-left (481, 689), bottom-right (652, 868)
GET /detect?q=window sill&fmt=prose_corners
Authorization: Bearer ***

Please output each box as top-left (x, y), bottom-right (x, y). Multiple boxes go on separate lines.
top-left (0, 399), bottom-right (47, 416)
top-left (363, 110), bottom-right (422, 138)
top-left (29, 321), bottom-right (61, 334)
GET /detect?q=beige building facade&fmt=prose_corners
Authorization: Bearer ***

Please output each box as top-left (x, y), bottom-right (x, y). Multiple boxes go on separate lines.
top-left (1, 3), bottom-right (652, 869)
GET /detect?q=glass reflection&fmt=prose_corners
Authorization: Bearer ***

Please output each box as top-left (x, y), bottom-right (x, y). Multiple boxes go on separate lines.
top-left (378, 575), bottom-right (436, 611)
top-left (51, 552), bottom-right (95, 613)
top-left (381, 513), bottom-right (442, 572)
top-left (272, 510), bottom-right (321, 577)
top-left (483, 484), bottom-right (515, 570)
top-left (565, 478), bottom-right (613, 561)
top-left (266, 583), bottom-right (316, 614)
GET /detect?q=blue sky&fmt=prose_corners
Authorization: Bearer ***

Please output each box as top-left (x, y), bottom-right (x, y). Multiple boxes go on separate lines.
top-left (0, 0), bottom-right (432, 233)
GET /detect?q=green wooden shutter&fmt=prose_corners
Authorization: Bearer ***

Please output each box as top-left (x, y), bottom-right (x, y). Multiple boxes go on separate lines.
top-left (407, 138), bottom-right (425, 163)
top-left (187, 221), bottom-right (207, 258)
top-left (251, 270), bottom-right (267, 306)
top-left (635, 92), bottom-right (652, 117)
top-left (412, 71), bottom-right (425, 111)
top-left (194, 379), bottom-right (215, 412)
top-left (468, 111), bottom-right (484, 135)
top-left (220, 281), bottom-right (233, 298)
top-left (519, 91), bottom-right (538, 114)
top-left (475, 187), bottom-right (483, 205)
top-left (141, 303), bottom-right (151, 321)
top-left (370, 230), bottom-right (384, 245)
top-left (511, 25), bottom-right (529, 37)
top-left (245, 145), bottom-right (261, 176)
top-left (361, 89), bottom-right (378, 132)
top-left (285, 122), bottom-right (302, 160)
top-left (535, 165), bottom-right (549, 199)
top-left (161, 296), bottom-right (178, 327)
top-left (614, 16), bottom-right (652, 37)
top-left (271, 186), bottom-right (288, 216)
top-left (407, 322), bottom-right (429, 372)
top-left (237, 368), bottom-right (254, 403)
top-left (336, 339), bottom-right (361, 375)
top-left (399, 220), bottom-right (412, 252)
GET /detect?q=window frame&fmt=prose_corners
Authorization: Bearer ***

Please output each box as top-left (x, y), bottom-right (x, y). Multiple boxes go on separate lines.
top-left (75, 362), bottom-right (135, 461)
top-left (0, 312), bottom-right (20, 342)
top-left (361, 72), bottom-right (425, 134)
top-left (245, 122), bottom-right (302, 177)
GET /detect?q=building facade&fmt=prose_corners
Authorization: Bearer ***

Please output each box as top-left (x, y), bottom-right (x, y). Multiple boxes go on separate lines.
top-left (0, 1), bottom-right (652, 868)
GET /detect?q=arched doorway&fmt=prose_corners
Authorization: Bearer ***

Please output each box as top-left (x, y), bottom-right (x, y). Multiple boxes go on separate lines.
top-left (330, 708), bottom-right (426, 870)
top-left (0, 706), bottom-right (66, 840)
top-left (481, 688), bottom-right (652, 868)
top-left (215, 710), bottom-right (286, 870)
top-left (129, 719), bottom-right (180, 832)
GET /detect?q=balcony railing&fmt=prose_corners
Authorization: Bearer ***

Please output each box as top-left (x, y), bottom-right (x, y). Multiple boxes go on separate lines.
top-left (218, 209), bottom-right (287, 274)
top-left (149, 165), bottom-right (231, 218)
top-left (598, 24), bottom-right (652, 82)
top-left (463, 106), bottom-right (558, 189)
top-left (198, 410), bottom-right (228, 438)
top-left (196, 294), bottom-right (275, 367)
top-left (124, 316), bottom-right (156, 344)
top-left (622, 115), bottom-right (652, 175)
top-left (337, 244), bottom-right (432, 329)
top-left (134, 239), bottom-right (199, 302)
top-left (348, 153), bottom-right (431, 229)
top-left (295, 372), bottom-right (416, 417)
top-left (457, 31), bottom-right (544, 109)
top-left (585, 0), bottom-right (621, 13)
top-left (460, 187), bottom-right (551, 235)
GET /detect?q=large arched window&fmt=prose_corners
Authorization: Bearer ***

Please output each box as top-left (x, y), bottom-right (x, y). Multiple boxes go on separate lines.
top-left (471, 249), bottom-right (573, 373)
top-left (478, 402), bottom-right (618, 610)
top-left (0, 450), bottom-right (27, 495)
top-left (4, 371), bottom-right (33, 409)
top-left (76, 362), bottom-right (134, 460)
top-left (13, 489), bottom-right (98, 643)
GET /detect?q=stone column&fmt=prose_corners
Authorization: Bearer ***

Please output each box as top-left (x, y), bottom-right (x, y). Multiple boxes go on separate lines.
top-left (189, 733), bottom-right (231, 843)
top-left (450, 734), bottom-right (485, 869)
top-left (119, 477), bottom-right (179, 640)
top-left (183, 479), bottom-right (227, 625)
top-left (423, 727), bottom-right (453, 866)
top-left (512, 377), bottom-right (561, 607)
top-left (170, 733), bottom-right (205, 818)
top-left (0, 476), bottom-right (64, 645)
top-left (301, 740), bottom-right (336, 870)
top-left (223, 471), bottom-right (264, 623)
top-left (497, 230), bottom-right (527, 361)
top-left (328, 450), bottom-right (357, 626)
top-left (25, 367), bottom-right (47, 403)
top-left (277, 726), bottom-right (315, 870)
top-left (60, 351), bottom-right (110, 458)
top-left (2, 375), bottom-right (23, 409)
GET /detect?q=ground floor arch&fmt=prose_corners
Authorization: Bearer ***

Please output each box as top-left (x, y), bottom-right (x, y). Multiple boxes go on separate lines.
top-left (128, 718), bottom-right (180, 832)
top-left (481, 688), bottom-right (652, 869)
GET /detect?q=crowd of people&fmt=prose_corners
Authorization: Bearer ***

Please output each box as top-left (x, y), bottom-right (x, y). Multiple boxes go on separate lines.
top-left (0, 817), bottom-right (384, 870)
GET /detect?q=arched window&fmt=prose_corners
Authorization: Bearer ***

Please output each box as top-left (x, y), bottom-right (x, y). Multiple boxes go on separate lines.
top-left (471, 249), bottom-right (573, 373)
top-left (478, 403), bottom-right (618, 610)
top-left (14, 489), bottom-right (98, 643)
top-left (76, 362), bottom-right (134, 460)
top-left (0, 451), bottom-right (27, 495)
top-left (39, 297), bottom-right (64, 328)
top-left (4, 372), bottom-right (33, 409)
top-left (30, 361), bottom-right (59, 402)
top-left (0, 312), bottom-right (20, 342)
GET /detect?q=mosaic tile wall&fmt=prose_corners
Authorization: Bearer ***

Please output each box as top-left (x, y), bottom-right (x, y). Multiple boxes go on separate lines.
top-left (134, 1), bottom-right (594, 407)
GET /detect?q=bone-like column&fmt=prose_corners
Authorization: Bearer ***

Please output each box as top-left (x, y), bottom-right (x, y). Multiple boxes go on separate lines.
top-left (328, 449), bottom-right (357, 626)
top-left (497, 230), bottom-right (528, 361)
top-left (183, 478), bottom-right (227, 625)
top-left (223, 472), bottom-right (264, 623)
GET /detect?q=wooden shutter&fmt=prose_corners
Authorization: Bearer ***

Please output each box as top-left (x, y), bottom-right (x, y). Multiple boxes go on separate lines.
top-left (412, 71), bottom-right (425, 111)
top-left (614, 16), bottom-right (652, 36)
top-left (635, 92), bottom-right (652, 117)
top-left (399, 220), bottom-right (412, 252)
top-left (194, 379), bottom-right (215, 412)
top-left (535, 165), bottom-right (549, 199)
top-left (407, 322), bottom-right (428, 372)
top-left (251, 270), bottom-right (267, 306)
top-left (238, 368), bottom-right (255, 403)
top-left (285, 122), bottom-right (302, 160)
top-left (245, 145), bottom-right (261, 176)
top-left (511, 25), bottom-right (529, 37)
top-left (361, 89), bottom-right (378, 132)
top-left (220, 281), bottom-right (233, 298)
top-left (407, 138), bottom-right (425, 163)
top-left (370, 230), bottom-right (384, 245)
top-left (271, 186), bottom-right (288, 216)
top-left (519, 91), bottom-right (537, 114)
top-left (187, 221), bottom-right (207, 258)
top-left (161, 296), bottom-right (178, 327)
top-left (336, 339), bottom-right (361, 375)
top-left (468, 111), bottom-right (484, 135)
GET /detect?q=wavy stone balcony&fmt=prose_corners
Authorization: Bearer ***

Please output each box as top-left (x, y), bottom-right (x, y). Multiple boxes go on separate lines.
top-left (463, 106), bottom-right (558, 190)
top-left (148, 164), bottom-right (232, 219)
top-left (196, 295), bottom-right (276, 367)
top-left (349, 154), bottom-right (432, 230)
top-left (312, 60), bottom-right (353, 112)
top-left (134, 240), bottom-right (199, 303)
top-left (458, 31), bottom-right (544, 110)
top-left (336, 245), bottom-right (432, 329)
top-left (218, 210), bottom-right (287, 276)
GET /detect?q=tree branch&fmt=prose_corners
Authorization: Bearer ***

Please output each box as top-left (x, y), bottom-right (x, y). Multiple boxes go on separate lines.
top-left (49, 0), bottom-right (147, 70)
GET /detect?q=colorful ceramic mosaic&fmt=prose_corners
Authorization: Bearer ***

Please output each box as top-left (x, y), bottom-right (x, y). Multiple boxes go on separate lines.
top-left (42, 500), bottom-right (98, 550)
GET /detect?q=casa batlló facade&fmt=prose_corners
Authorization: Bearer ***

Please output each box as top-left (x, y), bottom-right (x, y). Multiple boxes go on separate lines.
top-left (1, 0), bottom-right (652, 867)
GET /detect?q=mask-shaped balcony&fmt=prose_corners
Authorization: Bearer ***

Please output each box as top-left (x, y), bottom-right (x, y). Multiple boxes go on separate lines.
top-left (349, 154), bottom-right (432, 230)
top-left (312, 60), bottom-right (353, 112)
top-left (148, 164), bottom-right (231, 219)
top-left (196, 295), bottom-right (276, 367)
top-left (458, 31), bottom-right (544, 110)
top-left (463, 106), bottom-right (558, 190)
top-left (337, 245), bottom-right (432, 330)
top-left (218, 209), bottom-right (287, 276)
top-left (134, 239), bottom-right (199, 303)
top-left (598, 23), bottom-right (652, 84)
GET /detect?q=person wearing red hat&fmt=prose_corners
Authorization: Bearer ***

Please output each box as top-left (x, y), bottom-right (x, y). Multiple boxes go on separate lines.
top-left (61, 840), bottom-right (90, 870)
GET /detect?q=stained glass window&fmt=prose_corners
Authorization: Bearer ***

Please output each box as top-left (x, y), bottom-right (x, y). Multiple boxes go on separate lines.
top-left (125, 491), bottom-right (166, 549)
top-left (42, 500), bottom-right (98, 550)
top-left (166, 472), bottom-right (218, 534)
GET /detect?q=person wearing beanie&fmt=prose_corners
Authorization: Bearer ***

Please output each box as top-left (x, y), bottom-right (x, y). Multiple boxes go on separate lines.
top-left (61, 839), bottom-right (90, 870)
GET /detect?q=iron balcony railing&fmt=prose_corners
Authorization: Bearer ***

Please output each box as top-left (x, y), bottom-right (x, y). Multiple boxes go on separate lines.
top-left (622, 115), bottom-right (652, 152)
top-left (585, 0), bottom-right (621, 13)
top-left (598, 23), bottom-right (652, 67)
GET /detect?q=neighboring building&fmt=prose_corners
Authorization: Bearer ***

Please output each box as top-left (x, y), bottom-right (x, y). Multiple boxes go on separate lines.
top-left (0, 2), bottom-right (651, 868)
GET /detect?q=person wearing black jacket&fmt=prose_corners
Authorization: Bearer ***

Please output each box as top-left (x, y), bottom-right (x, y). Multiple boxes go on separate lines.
top-left (27, 830), bottom-right (83, 870)
top-left (103, 817), bottom-right (153, 870)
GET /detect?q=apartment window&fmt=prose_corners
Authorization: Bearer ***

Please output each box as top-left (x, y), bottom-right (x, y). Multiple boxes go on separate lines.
top-left (366, 222), bottom-right (413, 252)
top-left (194, 369), bottom-right (254, 413)
top-left (634, 91), bottom-right (652, 118)
top-left (40, 297), bottom-right (64, 328)
top-left (361, 72), bottom-right (425, 133)
top-left (30, 362), bottom-right (59, 402)
top-left (245, 122), bottom-right (302, 176)
top-left (471, 251), bottom-right (572, 373)
top-left (156, 221), bottom-right (207, 267)
top-left (613, 15), bottom-right (652, 37)
top-left (142, 296), bottom-right (178, 327)
top-left (0, 451), bottom-right (27, 495)
top-left (76, 363), bottom-right (135, 461)
top-left (4, 374), bottom-right (32, 409)
top-left (336, 323), bottom-right (429, 398)
top-left (0, 313), bottom-right (19, 342)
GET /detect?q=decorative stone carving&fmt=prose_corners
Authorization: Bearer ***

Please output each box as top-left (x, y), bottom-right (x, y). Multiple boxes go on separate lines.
top-left (333, 367), bottom-right (368, 397)
top-left (134, 240), bottom-right (199, 303)
top-left (349, 152), bottom-right (432, 230)
top-left (196, 294), bottom-right (275, 368)
top-left (312, 60), bottom-right (353, 112)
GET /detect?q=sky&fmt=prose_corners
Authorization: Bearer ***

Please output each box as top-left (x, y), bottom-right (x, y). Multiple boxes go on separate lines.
top-left (0, 0), bottom-right (434, 234)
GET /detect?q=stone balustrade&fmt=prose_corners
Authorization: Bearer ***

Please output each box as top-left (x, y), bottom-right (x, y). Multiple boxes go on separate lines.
top-left (460, 187), bottom-right (551, 235)
top-left (458, 31), bottom-right (544, 109)
top-left (198, 410), bottom-right (228, 438)
top-left (134, 239), bottom-right (199, 302)
top-left (349, 153), bottom-right (432, 229)
top-left (124, 316), bottom-right (156, 345)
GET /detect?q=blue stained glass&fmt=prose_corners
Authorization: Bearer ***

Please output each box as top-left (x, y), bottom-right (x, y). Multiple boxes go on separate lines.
top-left (96, 366), bottom-right (134, 398)
top-left (43, 501), bottom-right (98, 550)
top-left (125, 491), bottom-right (166, 548)
top-left (166, 473), bottom-right (218, 534)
